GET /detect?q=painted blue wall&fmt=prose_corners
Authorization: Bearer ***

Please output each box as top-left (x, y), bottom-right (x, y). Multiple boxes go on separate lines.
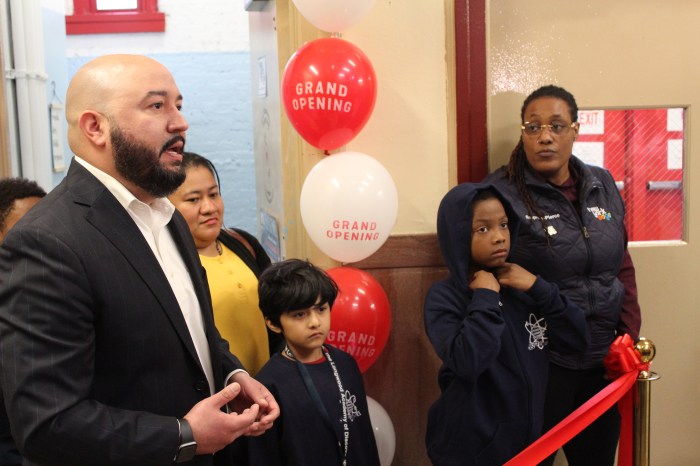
top-left (42, 4), bottom-right (70, 188)
top-left (67, 51), bottom-right (257, 234)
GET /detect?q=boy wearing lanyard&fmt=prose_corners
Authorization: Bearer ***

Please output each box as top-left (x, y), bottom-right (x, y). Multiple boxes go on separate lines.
top-left (244, 259), bottom-right (380, 466)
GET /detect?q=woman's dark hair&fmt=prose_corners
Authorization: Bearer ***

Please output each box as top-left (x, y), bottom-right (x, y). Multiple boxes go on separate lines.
top-left (519, 84), bottom-right (578, 124)
top-left (258, 259), bottom-right (339, 328)
top-left (505, 85), bottom-right (578, 241)
top-left (181, 151), bottom-right (221, 189)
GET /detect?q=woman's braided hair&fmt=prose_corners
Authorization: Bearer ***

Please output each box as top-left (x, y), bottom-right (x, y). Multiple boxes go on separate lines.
top-left (505, 85), bottom-right (578, 240)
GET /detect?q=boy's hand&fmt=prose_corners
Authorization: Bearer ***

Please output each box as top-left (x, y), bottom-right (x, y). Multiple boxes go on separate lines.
top-left (469, 270), bottom-right (500, 292)
top-left (495, 262), bottom-right (536, 291)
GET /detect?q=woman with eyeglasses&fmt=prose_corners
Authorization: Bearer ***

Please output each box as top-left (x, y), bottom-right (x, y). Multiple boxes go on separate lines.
top-left (483, 85), bottom-right (642, 466)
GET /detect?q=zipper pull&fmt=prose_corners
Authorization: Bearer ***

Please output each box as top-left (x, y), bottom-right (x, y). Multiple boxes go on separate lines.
top-left (582, 226), bottom-right (590, 238)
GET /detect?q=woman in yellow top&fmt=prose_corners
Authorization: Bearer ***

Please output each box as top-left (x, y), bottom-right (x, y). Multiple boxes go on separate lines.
top-left (169, 151), bottom-right (279, 375)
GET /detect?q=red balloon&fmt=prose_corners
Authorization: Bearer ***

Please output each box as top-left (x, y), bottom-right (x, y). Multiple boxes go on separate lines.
top-left (281, 37), bottom-right (377, 151)
top-left (326, 267), bottom-right (391, 372)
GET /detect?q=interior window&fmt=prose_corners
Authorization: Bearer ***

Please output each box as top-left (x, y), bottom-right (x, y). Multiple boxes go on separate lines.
top-left (574, 108), bottom-right (685, 242)
top-left (66, 0), bottom-right (164, 34)
top-left (95, 0), bottom-right (138, 10)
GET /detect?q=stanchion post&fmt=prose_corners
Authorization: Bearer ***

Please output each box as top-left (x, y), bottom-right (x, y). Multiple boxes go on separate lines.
top-left (633, 337), bottom-right (660, 466)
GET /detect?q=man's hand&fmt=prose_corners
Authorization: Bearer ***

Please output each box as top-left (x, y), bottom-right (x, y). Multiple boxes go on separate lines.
top-left (229, 371), bottom-right (280, 436)
top-left (184, 382), bottom-right (259, 455)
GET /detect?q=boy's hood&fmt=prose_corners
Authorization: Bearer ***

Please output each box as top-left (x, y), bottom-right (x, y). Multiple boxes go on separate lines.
top-left (436, 182), bottom-right (521, 294)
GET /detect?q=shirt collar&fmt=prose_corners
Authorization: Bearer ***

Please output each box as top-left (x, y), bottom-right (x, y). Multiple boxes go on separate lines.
top-left (74, 156), bottom-right (176, 226)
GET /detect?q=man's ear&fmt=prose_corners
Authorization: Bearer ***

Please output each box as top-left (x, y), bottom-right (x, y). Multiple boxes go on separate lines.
top-left (79, 110), bottom-right (109, 147)
top-left (265, 318), bottom-right (283, 334)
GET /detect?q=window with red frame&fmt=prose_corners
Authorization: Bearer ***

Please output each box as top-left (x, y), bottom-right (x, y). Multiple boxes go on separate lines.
top-left (66, 0), bottom-right (165, 35)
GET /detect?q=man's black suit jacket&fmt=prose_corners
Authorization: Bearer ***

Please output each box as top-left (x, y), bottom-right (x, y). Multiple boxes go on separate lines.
top-left (0, 161), bottom-right (242, 466)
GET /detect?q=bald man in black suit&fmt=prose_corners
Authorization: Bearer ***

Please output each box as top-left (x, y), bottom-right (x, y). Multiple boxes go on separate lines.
top-left (0, 55), bottom-right (279, 466)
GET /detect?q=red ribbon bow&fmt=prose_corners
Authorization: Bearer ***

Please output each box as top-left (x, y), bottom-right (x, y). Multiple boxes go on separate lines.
top-left (505, 334), bottom-right (646, 466)
top-left (604, 333), bottom-right (649, 380)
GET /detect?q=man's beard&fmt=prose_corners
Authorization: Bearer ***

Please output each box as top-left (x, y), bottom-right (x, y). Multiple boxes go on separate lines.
top-left (111, 126), bottom-right (186, 198)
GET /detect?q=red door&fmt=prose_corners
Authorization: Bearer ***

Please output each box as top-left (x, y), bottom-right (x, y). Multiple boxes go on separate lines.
top-left (575, 109), bottom-right (683, 241)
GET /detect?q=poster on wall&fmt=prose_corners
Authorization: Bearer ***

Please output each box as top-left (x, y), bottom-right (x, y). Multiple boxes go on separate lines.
top-left (259, 209), bottom-right (281, 262)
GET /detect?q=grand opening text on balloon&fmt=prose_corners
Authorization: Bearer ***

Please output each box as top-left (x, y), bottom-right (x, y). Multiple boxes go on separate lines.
top-left (326, 220), bottom-right (380, 241)
top-left (291, 81), bottom-right (354, 113)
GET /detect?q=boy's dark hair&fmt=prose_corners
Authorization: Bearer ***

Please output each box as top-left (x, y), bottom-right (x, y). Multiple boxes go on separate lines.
top-left (472, 187), bottom-right (501, 206)
top-left (0, 178), bottom-right (46, 231)
top-left (258, 259), bottom-right (339, 327)
top-left (181, 151), bottom-right (221, 189)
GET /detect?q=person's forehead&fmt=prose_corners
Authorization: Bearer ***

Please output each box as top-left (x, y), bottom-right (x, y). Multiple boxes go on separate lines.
top-left (525, 97), bottom-right (570, 118)
top-left (117, 65), bottom-right (182, 101)
top-left (179, 167), bottom-right (217, 193)
top-left (472, 198), bottom-right (506, 219)
top-left (4, 197), bottom-right (42, 226)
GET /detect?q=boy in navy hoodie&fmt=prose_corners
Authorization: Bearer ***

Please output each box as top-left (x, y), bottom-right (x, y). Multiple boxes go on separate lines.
top-left (246, 259), bottom-right (381, 466)
top-left (424, 184), bottom-right (589, 466)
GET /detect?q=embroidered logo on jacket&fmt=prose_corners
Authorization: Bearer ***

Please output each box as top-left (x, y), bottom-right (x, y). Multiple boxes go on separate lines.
top-left (525, 213), bottom-right (561, 221)
top-left (344, 390), bottom-right (362, 422)
top-left (525, 313), bottom-right (548, 350)
top-left (588, 206), bottom-right (612, 221)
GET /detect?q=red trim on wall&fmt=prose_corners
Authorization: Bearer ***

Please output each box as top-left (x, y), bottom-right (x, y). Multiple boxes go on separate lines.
top-left (454, 0), bottom-right (487, 183)
top-left (66, 0), bottom-right (165, 35)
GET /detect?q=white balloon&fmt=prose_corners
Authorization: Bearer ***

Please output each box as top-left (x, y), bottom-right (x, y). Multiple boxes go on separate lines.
top-left (292, 0), bottom-right (376, 32)
top-left (300, 151), bottom-right (398, 263)
top-left (366, 396), bottom-right (396, 466)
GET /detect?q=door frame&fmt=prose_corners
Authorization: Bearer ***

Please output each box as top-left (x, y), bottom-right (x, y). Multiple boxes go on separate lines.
top-left (454, 0), bottom-right (487, 183)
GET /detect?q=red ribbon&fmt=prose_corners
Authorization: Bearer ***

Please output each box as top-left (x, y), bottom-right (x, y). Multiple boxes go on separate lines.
top-left (504, 334), bottom-right (648, 466)
top-left (605, 334), bottom-right (649, 466)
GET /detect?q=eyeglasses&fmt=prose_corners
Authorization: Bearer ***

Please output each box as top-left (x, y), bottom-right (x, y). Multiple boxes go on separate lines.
top-left (521, 122), bottom-right (577, 136)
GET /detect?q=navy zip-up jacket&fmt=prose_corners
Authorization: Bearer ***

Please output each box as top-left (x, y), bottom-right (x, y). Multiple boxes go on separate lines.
top-left (424, 183), bottom-right (588, 466)
top-left (485, 156), bottom-right (636, 369)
